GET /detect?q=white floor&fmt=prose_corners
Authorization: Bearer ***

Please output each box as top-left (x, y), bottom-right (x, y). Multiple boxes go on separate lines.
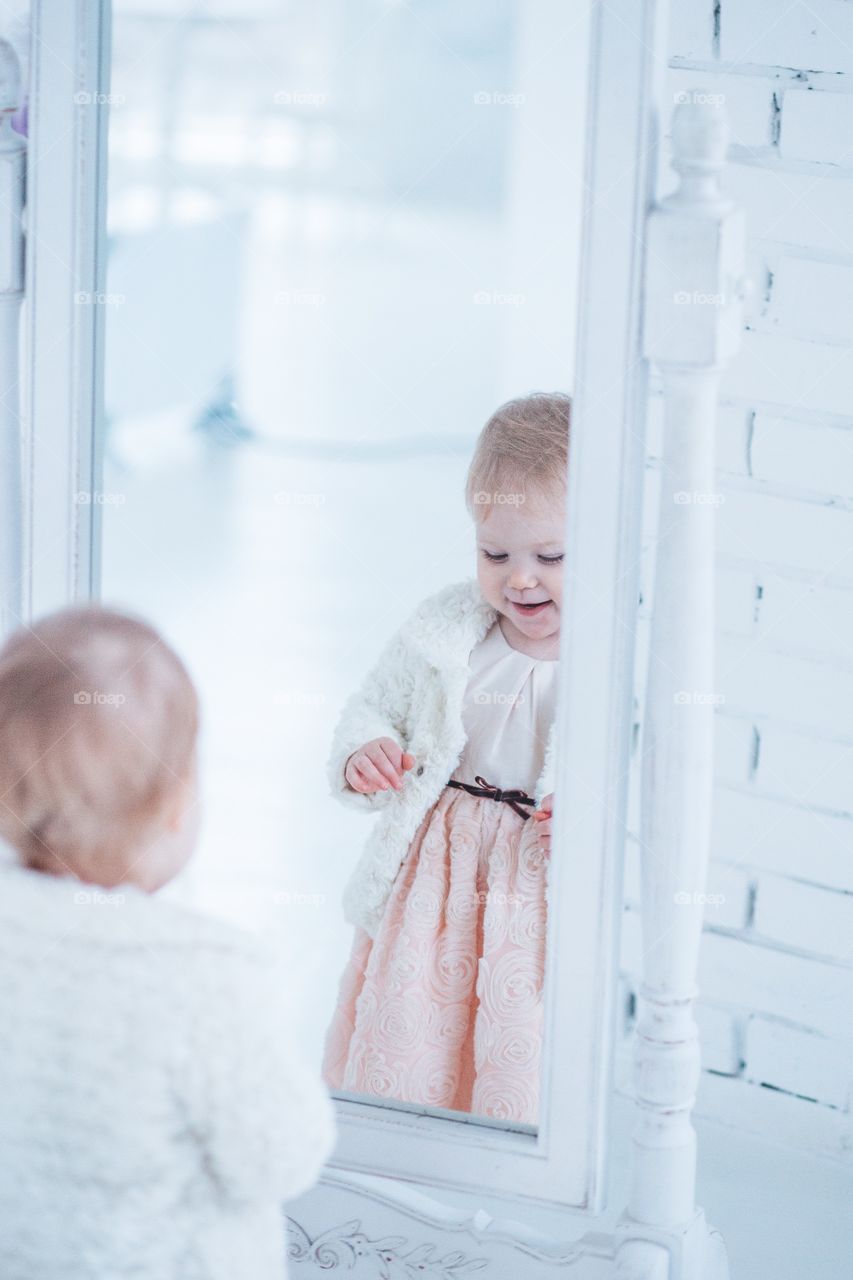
top-left (310, 1090), bottom-right (853, 1279)
top-left (102, 428), bottom-right (475, 1067)
top-left (687, 1104), bottom-right (853, 1279)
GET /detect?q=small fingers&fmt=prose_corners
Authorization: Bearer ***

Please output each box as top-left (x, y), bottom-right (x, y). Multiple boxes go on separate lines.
top-left (370, 744), bottom-right (404, 790)
top-left (345, 763), bottom-right (373, 794)
top-left (346, 739), bottom-right (414, 794)
top-left (537, 793), bottom-right (555, 817)
top-left (354, 755), bottom-right (391, 793)
top-left (530, 814), bottom-right (551, 854)
top-left (376, 740), bottom-right (416, 787)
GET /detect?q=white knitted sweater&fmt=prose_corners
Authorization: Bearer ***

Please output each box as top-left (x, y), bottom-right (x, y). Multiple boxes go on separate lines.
top-left (0, 860), bottom-right (335, 1280)
top-left (327, 579), bottom-right (556, 937)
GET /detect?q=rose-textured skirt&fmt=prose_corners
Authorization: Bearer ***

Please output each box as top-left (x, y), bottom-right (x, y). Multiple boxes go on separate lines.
top-left (322, 786), bottom-right (548, 1125)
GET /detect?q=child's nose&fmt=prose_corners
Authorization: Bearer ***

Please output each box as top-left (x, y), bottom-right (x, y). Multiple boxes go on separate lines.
top-left (507, 566), bottom-right (538, 590)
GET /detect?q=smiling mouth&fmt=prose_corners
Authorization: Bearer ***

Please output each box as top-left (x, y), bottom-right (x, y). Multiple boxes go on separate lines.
top-left (510, 599), bottom-right (552, 616)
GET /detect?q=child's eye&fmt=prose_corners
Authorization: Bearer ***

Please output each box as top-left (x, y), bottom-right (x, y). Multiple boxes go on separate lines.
top-left (538, 554), bottom-right (564, 564)
top-left (481, 550), bottom-right (508, 562)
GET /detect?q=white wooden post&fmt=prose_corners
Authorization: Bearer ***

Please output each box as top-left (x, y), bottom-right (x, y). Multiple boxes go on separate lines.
top-left (23, 0), bottom-right (111, 621)
top-left (615, 96), bottom-right (746, 1279)
top-left (0, 40), bottom-right (25, 641)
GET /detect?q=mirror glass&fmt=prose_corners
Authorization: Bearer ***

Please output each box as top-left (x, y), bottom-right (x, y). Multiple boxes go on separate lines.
top-left (100, 0), bottom-right (590, 1133)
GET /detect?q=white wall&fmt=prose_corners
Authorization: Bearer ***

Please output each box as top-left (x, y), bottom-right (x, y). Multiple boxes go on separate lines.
top-left (617, 0), bottom-right (853, 1162)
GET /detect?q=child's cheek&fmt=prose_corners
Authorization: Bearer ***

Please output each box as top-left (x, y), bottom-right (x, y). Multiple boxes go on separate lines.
top-left (476, 561), bottom-right (501, 609)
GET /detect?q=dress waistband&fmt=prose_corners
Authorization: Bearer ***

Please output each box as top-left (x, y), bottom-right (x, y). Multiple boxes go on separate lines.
top-left (445, 775), bottom-right (535, 821)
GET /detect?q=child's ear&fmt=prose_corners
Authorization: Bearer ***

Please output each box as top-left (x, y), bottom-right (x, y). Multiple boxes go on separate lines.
top-left (164, 765), bottom-right (195, 832)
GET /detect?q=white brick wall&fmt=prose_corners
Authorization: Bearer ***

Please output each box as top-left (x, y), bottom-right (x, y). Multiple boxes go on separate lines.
top-left (618, 0), bottom-right (853, 1161)
top-left (780, 89), bottom-right (853, 166)
top-left (719, 5), bottom-right (853, 76)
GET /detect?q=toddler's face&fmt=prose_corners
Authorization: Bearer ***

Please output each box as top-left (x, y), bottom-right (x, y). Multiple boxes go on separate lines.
top-left (475, 492), bottom-right (564, 649)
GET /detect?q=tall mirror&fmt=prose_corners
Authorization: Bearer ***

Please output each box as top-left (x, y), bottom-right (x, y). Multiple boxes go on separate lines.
top-left (99, 0), bottom-right (591, 1141)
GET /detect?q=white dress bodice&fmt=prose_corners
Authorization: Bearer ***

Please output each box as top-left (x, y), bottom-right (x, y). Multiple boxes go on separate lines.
top-left (450, 620), bottom-right (559, 796)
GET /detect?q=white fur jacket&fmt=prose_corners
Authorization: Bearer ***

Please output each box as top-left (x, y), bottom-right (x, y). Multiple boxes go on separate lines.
top-left (0, 857), bottom-right (335, 1280)
top-left (327, 578), bottom-right (557, 937)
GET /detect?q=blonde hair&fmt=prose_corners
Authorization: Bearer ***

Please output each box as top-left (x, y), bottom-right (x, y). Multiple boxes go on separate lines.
top-left (0, 605), bottom-right (199, 881)
top-left (465, 392), bottom-right (571, 519)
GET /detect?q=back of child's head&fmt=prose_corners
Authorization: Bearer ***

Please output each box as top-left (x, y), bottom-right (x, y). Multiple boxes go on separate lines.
top-left (466, 391), bottom-right (571, 517)
top-left (0, 605), bottom-right (199, 884)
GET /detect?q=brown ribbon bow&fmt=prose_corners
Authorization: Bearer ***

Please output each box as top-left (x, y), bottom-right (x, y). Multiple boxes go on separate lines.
top-left (445, 774), bottom-right (535, 820)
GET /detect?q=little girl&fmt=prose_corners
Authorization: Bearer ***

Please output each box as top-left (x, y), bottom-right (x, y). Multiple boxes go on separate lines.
top-left (0, 605), bottom-right (334, 1280)
top-left (323, 391), bottom-right (569, 1125)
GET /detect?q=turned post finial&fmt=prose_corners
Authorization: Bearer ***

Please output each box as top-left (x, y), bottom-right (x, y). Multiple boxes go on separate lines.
top-left (668, 90), bottom-right (730, 211)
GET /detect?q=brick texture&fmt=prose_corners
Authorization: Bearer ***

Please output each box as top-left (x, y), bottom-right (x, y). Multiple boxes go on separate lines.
top-left (618, 0), bottom-right (853, 1162)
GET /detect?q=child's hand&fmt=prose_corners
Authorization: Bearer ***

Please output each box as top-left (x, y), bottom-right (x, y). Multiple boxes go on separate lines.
top-left (345, 737), bottom-right (415, 794)
top-left (531, 793), bottom-right (554, 853)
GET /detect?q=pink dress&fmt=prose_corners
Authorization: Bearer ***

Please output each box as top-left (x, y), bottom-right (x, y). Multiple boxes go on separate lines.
top-left (322, 620), bottom-right (558, 1125)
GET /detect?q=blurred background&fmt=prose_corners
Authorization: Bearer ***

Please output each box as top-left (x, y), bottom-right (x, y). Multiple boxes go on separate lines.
top-left (99, 0), bottom-right (590, 1071)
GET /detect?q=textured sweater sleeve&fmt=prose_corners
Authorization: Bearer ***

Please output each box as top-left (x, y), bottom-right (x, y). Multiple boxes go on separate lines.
top-left (326, 626), bottom-right (417, 814)
top-left (186, 945), bottom-right (336, 1207)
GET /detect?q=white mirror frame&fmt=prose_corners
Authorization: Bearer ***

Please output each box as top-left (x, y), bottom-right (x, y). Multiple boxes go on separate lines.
top-left (321, 0), bottom-right (663, 1210)
top-left (18, 0), bottom-right (110, 626)
top-left (11, 2), bottom-right (746, 1274)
